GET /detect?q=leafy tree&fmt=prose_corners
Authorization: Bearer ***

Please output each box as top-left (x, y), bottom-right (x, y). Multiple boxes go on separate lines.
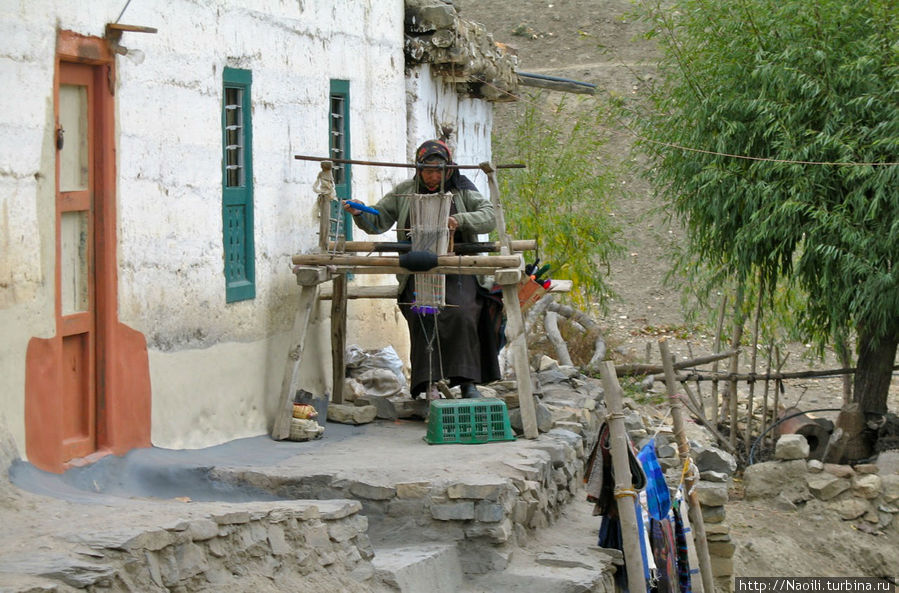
top-left (629, 0), bottom-right (899, 418)
top-left (493, 93), bottom-right (622, 308)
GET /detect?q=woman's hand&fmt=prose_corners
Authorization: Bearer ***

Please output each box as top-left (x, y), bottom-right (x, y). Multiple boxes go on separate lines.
top-left (447, 216), bottom-right (459, 231)
top-left (342, 200), bottom-right (361, 216)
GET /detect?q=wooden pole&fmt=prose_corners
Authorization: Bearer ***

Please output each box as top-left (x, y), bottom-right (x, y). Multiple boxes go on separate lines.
top-left (711, 294), bottom-right (728, 428)
top-left (330, 274), bottom-right (347, 404)
top-left (272, 284), bottom-right (319, 440)
top-left (760, 343), bottom-right (773, 448)
top-left (615, 349), bottom-right (739, 376)
top-left (481, 161), bottom-right (538, 439)
top-left (658, 340), bottom-right (716, 593)
top-left (728, 283), bottom-right (745, 448)
top-left (327, 239), bottom-right (537, 253)
top-left (686, 342), bottom-right (707, 419)
top-left (745, 279), bottom-right (764, 453)
top-left (317, 161), bottom-right (333, 252)
top-left (295, 153), bottom-right (525, 170)
top-left (292, 253), bottom-right (521, 268)
top-left (598, 361), bottom-right (647, 593)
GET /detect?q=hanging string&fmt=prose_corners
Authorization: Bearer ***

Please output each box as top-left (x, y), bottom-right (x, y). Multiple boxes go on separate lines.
top-left (475, 74), bottom-right (899, 168)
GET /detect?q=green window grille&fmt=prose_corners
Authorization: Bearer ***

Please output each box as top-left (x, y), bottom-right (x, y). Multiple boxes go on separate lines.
top-left (329, 79), bottom-right (352, 241)
top-left (222, 67), bottom-right (255, 302)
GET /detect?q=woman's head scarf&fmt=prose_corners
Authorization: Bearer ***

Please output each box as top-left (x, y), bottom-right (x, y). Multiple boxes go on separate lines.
top-left (414, 139), bottom-right (478, 192)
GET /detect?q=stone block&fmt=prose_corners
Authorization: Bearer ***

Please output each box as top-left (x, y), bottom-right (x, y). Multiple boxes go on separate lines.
top-left (775, 434), bottom-right (810, 460)
top-left (431, 501), bottom-right (475, 521)
top-left (707, 540), bottom-right (735, 558)
top-left (267, 524), bottom-right (290, 555)
top-left (186, 519), bottom-right (218, 541)
top-left (396, 481), bottom-right (431, 498)
top-left (701, 505), bottom-right (726, 524)
top-left (823, 463), bottom-right (855, 479)
top-left (328, 403), bottom-right (377, 425)
top-left (213, 511), bottom-right (250, 525)
top-left (303, 523), bottom-right (331, 548)
top-left (696, 482), bottom-right (729, 507)
top-left (807, 473), bottom-right (851, 500)
top-left (743, 459), bottom-right (808, 500)
top-left (851, 473), bottom-right (882, 499)
top-left (446, 479), bottom-right (508, 500)
top-left (475, 501), bottom-right (505, 523)
top-left (829, 497), bottom-right (870, 520)
top-left (387, 498), bottom-right (428, 517)
top-left (348, 480), bottom-right (396, 500)
top-left (710, 554), bottom-right (734, 577)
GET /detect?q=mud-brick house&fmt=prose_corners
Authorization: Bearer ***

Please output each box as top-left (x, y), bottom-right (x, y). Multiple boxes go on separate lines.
top-left (0, 0), bottom-right (518, 472)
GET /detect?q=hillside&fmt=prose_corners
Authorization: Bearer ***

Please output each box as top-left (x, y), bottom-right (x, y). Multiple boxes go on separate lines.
top-left (459, 0), bottom-right (899, 583)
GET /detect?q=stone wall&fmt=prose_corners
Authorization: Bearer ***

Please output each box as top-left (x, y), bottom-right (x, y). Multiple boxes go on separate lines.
top-left (0, 500), bottom-right (380, 593)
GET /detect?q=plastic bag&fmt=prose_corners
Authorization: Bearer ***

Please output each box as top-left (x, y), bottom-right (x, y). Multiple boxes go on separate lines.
top-left (345, 345), bottom-right (407, 389)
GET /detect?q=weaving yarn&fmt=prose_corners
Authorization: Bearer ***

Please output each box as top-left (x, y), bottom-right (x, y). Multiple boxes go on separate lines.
top-left (408, 192), bottom-right (452, 314)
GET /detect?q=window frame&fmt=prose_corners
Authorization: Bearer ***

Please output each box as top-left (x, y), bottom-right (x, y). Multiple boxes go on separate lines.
top-left (221, 67), bottom-right (256, 303)
top-left (329, 79), bottom-right (353, 241)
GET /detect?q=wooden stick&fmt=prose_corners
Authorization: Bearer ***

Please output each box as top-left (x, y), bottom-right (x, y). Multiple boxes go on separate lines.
top-left (330, 274), bottom-right (347, 404)
top-left (728, 283), bottom-right (745, 448)
top-left (482, 161), bottom-right (538, 439)
top-left (686, 342), bottom-right (707, 419)
top-left (312, 265), bottom-right (511, 275)
top-left (760, 343), bottom-right (773, 447)
top-left (745, 279), bottom-right (763, 453)
top-left (673, 365), bottom-right (883, 382)
top-left (675, 381), bottom-right (737, 455)
top-left (658, 340), bottom-right (716, 593)
top-left (292, 253), bottom-right (522, 268)
top-left (597, 362), bottom-right (647, 593)
top-left (272, 284), bottom-right (319, 440)
top-left (544, 310), bottom-right (573, 366)
top-left (317, 162), bottom-right (333, 252)
top-left (295, 153), bottom-right (525, 170)
top-left (614, 349), bottom-right (739, 376)
top-left (327, 239), bottom-right (537, 253)
top-left (711, 294), bottom-right (728, 428)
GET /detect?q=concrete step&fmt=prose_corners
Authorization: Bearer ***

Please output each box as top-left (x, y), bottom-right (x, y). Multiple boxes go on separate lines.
top-left (372, 543), bottom-right (464, 593)
top-left (460, 544), bottom-right (619, 593)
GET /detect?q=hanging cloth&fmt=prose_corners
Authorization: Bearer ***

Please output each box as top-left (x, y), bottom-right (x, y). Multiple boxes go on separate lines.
top-left (671, 504), bottom-right (693, 593)
top-left (637, 440), bottom-right (672, 521)
top-left (585, 421), bottom-right (647, 516)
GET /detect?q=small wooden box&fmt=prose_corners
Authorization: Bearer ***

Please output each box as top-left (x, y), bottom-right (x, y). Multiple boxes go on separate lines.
top-left (517, 278), bottom-right (547, 312)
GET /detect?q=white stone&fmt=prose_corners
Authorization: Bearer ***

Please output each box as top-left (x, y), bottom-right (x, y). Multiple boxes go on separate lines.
top-left (775, 434), bottom-right (810, 460)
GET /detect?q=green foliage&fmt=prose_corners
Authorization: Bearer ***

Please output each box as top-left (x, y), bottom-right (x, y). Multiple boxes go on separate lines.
top-left (627, 0), bottom-right (899, 351)
top-left (492, 93), bottom-right (622, 309)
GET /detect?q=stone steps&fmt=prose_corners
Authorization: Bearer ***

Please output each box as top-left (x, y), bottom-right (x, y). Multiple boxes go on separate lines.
top-left (372, 543), bottom-right (464, 593)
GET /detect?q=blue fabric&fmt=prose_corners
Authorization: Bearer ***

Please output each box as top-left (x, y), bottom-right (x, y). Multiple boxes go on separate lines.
top-left (637, 440), bottom-right (671, 521)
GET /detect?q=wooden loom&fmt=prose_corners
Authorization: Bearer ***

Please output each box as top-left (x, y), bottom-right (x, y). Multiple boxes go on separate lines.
top-left (272, 158), bottom-right (542, 441)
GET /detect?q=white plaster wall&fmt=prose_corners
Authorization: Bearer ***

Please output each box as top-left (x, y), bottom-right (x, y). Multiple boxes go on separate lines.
top-left (404, 63), bottom-right (495, 195)
top-left (0, 1), bottom-right (498, 454)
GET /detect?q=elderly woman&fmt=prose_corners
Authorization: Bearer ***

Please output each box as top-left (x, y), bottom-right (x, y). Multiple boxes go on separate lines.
top-left (343, 139), bottom-right (501, 399)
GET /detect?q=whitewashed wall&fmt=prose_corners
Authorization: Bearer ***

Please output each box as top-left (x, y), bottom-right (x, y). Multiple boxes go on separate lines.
top-left (405, 63), bottom-right (494, 195)
top-left (0, 1), bottom-right (498, 454)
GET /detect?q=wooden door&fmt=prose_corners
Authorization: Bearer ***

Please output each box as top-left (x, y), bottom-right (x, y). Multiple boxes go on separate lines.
top-left (56, 61), bottom-right (98, 460)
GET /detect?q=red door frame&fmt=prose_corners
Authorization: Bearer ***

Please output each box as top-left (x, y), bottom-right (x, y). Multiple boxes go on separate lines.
top-left (25, 30), bottom-right (152, 473)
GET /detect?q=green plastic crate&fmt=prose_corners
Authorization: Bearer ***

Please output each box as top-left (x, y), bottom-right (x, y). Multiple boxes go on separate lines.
top-left (425, 399), bottom-right (516, 445)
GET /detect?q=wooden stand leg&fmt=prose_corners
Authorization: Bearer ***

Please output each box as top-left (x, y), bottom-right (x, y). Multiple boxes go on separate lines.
top-left (272, 284), bottom-right (319, 440)
top-left (330, 273), bottom-right (347, 404)
top-left (659, 339), bottom-right (715, 593)
top-left (598, 361), bottom-right (647, 593)
top-left (501, 283), bottom-right (538, 439)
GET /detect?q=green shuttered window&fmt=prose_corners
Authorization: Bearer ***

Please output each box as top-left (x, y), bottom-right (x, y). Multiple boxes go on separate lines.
top-left (329, 79), bottom-right (352, 240)
top-left (222, 67), bottom-right (255, 302)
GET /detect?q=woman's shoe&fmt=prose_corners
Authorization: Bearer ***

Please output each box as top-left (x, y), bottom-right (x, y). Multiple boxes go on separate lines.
top-left (460, 383), bottom-right (483, 399)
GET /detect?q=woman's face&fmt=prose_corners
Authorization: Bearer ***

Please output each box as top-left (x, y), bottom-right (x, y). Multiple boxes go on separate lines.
top-left (420, 157), bottom-right (446, 191)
